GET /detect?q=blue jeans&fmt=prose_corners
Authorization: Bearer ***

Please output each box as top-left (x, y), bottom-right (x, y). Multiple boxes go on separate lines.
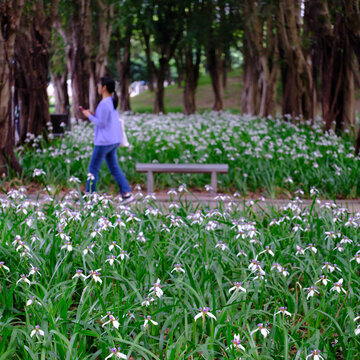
top-left (86, 144), bottom-right (132, 194)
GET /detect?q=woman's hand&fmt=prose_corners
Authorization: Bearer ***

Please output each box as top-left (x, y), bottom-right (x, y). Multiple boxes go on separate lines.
top-left (81, 109), bottom-right (94, 118)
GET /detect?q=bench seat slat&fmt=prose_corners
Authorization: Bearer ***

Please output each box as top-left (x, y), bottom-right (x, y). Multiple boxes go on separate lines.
top-left (136, 163), bottom-right (228, 173)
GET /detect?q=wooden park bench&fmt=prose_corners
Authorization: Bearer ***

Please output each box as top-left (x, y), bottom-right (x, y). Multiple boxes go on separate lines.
top-left (136, 163), bottom-right (229, 194)
top-left (50, 106), bottom-right (71, 137)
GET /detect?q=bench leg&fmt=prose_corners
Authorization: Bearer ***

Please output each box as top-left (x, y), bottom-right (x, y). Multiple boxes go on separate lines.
top-left (211, 172), bottom-right (217, 194)
top-left (147, 171), bottom-right (154, 193)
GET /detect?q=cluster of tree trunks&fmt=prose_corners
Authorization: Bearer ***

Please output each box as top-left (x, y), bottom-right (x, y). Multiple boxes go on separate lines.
top-left (0, 0), bottom-right (25, 175)
top-left (14, 0), bottom-right (60, 143)
top-left (4, 0), bottom-right (360, 175)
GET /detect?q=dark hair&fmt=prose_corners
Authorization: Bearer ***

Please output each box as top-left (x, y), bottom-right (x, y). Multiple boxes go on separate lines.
top-left (101, 76), bottom-right (118, 109)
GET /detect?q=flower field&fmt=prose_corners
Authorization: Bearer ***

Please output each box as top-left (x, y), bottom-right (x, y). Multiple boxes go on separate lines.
top-left (1, 188), bottom-right (360, 359)
top-left (16, 112), bottom-right (360, 198)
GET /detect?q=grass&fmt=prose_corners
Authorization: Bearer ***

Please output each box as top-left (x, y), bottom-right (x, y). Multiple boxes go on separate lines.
top-left (130, 69), bottom-right (242, 114)
top-left (0, 190), bottom-right (359, 359)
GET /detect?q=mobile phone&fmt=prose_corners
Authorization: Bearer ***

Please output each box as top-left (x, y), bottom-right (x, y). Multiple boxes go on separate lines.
top-left (79, 106), bottom-right (84, 111)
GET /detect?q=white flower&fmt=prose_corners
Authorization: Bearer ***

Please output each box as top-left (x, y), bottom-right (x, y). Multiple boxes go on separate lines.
top-left (236, 249), bottom-right (247, 257)
top-left (72, 270), bottom-right (86, 280)
top-left (275, 307), bottom-right (292, 317)
top-left (350, 253), bottom-right (360, 264)
top-left (310, 187), bottom-right (319, 197)
top-left (102, 313), bottom-right (120, 329)
top-left (87, 173), bottom-right (95, 181)
top-left (17, 274), bottom-right (31, 285)
top-left (137, 232), bottom-right (146, 242)
top-left (305, 243), bottom-right (317, 253)
top-left (83, 245), bottom-right (95, 256)
top-left (194, 307), bottom-right (216, 321)
top-left (29, 264), bottom-right (41, 277)
top-left (26, 296), bottom-right (42, 306)
top-left (251, 323), bottom-right (269, 338)
top-left (143, 315), bottom-right (158, 329)
top-left (215, 241), bottom-right (228, 251)
top-left (340, 236), bottom-right (352, 244)
top-left (12, 235), bottom-right (22, 246)
top-left (295, 246), bottom-right (305, 255)
top-left (126, 214), bottom-right (140, 222)
top-left (30, 325), bottom-right (44, 338)
top-left (167, 188), bottom-right (177, 195)
top-left (105, 347), bottom-right (127, 360)
top-left (332, 263), bottom-right (342, 273)
top-left (304, 285), bottom-right (319, 299)
top-left (333, 243), bottom-right (344, 252)
top-left (322, 262), bottom-right (335, 272)
top-left (171, 264), bottom-right (185, 273)
top-left (293, 224), bottom-right (303, 233)
top-left (149, 278), bottom-right (163, 298)
top-left (141, 296), bottom-right (155, 307)
top-left (16, 241), bottom-right (30, 252)
top-left (205, 185), bottom-right (213, 192)
top-left (118, 250), bottom-right (129, 260)
top-left (0, 261), bottom-right (10, 273)
top-left (105, 255), bottom-right (121, 266)
top-left (85, 269), bottom-right (102, 284)
top-left (227, 333), bottom-right (245, 351)
top-left (109, 241), bottom-right (121, 251)
top-left (69, 176), bottom-right (80, 183)
top-left (330, 278), bottom-right (346, 294)
top-left (306, 349), bottom-right (324, 360)
top-left (178, 184), bottom-right (187, 192)
top-left (229, 282), bottom-right (246, 294)
top-left (355, 325), bottom-right (360, 336)
top-left (33, 169), bottom-right (46, 177)
top-left (258, 246), bottom-right (274, 257)
top-left (279, 267), bottom-right (289, 277)
top-left (61, 241), bottom-right (73, 252)
top-left (315, 275), bottom-right (330, 286)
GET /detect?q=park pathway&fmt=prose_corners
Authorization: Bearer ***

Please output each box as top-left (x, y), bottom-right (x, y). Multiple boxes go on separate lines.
top-left (4, 190), bottom-right (360, 213)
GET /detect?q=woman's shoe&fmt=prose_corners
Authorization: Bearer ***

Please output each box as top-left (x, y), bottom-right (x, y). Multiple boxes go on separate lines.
top-left (120, 193), bottom-right (135, 205)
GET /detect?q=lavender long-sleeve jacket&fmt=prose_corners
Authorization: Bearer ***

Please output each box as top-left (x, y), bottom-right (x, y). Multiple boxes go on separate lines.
top-left (88, 97), bottom-right (122, 146)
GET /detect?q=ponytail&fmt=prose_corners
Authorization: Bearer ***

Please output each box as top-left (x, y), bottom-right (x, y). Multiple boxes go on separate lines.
top-left (112, 91), bottom-right (119, 110)
top-left (100, 76), bottom-right (118, 109)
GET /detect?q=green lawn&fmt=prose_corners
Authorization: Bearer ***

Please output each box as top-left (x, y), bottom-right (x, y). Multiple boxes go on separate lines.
top-left (130, 70), bottom-right (242, 113)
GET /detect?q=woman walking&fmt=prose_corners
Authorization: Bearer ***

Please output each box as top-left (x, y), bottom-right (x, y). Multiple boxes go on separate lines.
top-left (81, 76), bottom-right (134, 204)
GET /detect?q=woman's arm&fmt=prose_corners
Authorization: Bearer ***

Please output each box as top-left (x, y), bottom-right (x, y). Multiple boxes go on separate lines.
top-left (83, 102), bottom-right (108, 127)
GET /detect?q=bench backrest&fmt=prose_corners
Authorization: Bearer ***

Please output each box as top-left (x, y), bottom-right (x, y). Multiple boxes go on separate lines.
top-left (136, 163), bottom-right (228, 173)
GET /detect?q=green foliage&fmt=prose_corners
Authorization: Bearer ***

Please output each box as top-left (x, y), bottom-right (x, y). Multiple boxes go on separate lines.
top-left (11, 112), bottom-right (360, 199)
top-left (50, 31), bottom-right (67, 77)
top-left (0, 189), bottom-right (359, 358)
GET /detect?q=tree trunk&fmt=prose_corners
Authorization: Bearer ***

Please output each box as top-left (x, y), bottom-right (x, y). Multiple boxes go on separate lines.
top-left (342, 0), bottom-right (360, 153)
top-left (222, 47), bottom-right (231, 89)
top-left (183, 47), bottom-right (200, 115)
top-left (241, 0), bottom-right (280, 117)
top-left (116, 29), bottom-right (132, 112)
top-left (306, 0), bottom-right (355, 133)
top-left (241, 39), bottom-right (260, 115)
top-left (14, 0), bottom-right (59, 142)
top-left (143, 31), bottom-right (155, 92)
top-left (206, 45), bottom-right (223, 111)
top-left (57, 0), bottom-right (91, 119)
top-left (259, 20), bottom-right (280, 117)
top-left (175, 53), bottom-right (184, 88)
top-left (0, 0), bottom-right (24, 175)
top-left (278, 0), bottom-right (314, 120)
top-left (89, 0), bottom-right (113, 110)
top-left (51, 71), bottom-right (69, 114)
top-left (153, 58), bottom-right (167, 114)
